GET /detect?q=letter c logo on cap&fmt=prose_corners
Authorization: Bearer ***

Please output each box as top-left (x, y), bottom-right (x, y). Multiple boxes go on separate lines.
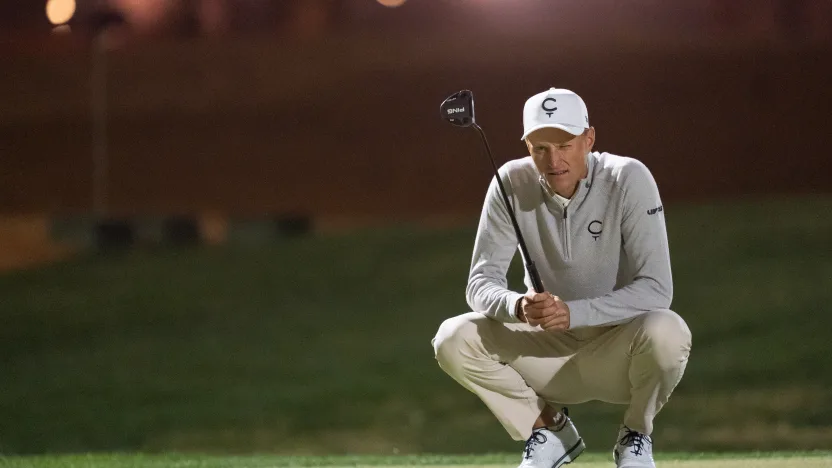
top-left (541, 98), bottom-right (557, 117)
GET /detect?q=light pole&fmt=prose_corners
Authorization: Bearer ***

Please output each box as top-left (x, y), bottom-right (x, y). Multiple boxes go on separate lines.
top-left (88, 10), bottom-right (125, 218)
top-left (90, 29), bottom-right (107, 216)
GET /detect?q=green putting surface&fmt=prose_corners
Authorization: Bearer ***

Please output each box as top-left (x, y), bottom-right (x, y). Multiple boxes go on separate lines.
top-left (5, 453), bottom-right (832, 468)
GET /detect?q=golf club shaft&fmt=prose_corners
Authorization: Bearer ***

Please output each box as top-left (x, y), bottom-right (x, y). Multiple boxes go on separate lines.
top-left (472, 124), bottom-right (545, 293)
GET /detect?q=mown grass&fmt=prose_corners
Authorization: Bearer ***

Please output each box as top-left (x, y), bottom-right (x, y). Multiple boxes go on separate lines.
top-left (4, 452), bottom-right (832, 468)
top-left (1, 196), bottom-right (832, 455)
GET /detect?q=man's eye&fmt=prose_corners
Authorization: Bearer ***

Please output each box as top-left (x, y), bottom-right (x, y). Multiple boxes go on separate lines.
top-left (535, 147), bottom-right (547, 152)
top-left (558, 145), bottom-right (572, 150)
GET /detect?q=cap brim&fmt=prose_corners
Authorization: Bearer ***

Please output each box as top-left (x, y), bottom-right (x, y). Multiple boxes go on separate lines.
top-left (521, 124), bottom-right (586, 141)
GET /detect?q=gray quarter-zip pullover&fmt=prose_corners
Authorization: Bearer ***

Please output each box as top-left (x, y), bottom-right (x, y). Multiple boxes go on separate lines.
top-left (466, 151), bottom-right (672, 328)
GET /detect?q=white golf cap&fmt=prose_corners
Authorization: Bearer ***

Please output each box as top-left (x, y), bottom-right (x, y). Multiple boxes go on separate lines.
top-left (521, 87), bottom-right (589, 140)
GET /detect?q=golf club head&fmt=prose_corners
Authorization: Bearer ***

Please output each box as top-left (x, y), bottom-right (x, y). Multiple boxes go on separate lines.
top-left (440, 90), bottom-right (475, 127)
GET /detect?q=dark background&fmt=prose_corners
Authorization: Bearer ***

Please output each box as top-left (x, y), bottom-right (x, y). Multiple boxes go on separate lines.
top-left (1, 0), bottom-right (831, 456)
top-left (2, 0), bottom-right (830, 219)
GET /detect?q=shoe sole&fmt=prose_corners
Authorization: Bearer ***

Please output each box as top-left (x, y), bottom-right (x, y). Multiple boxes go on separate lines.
top-left (552, 438), bottom-right (585, 468)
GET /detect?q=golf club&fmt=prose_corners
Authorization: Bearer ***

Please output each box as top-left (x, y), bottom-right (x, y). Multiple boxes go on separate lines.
top-left (440, 90), bottom-right (545, 294)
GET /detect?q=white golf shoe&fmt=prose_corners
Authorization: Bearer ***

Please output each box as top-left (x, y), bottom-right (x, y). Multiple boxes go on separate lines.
top-left (613, 426), bottom-right (655, 468)
top-left (517, 410), bottom-right (585, 468)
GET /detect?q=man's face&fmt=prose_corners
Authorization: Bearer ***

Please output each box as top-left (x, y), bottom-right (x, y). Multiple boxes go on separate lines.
top-left (525, 126), bottom-right (595, 198)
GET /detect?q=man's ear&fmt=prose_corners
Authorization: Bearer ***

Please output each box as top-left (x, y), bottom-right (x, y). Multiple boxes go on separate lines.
top-left (585, 127), bottom-right (596, 151)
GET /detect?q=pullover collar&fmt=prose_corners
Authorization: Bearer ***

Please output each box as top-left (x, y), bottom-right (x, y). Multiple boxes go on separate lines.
top-left (539, 152), bottom-right (596, 214)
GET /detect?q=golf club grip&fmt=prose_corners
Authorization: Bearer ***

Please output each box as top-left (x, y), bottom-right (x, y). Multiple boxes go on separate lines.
top-left (527, 262), bottom-right (545, 293)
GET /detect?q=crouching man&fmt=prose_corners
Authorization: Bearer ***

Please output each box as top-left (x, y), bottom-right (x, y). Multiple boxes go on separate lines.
top-left (432, 88), bottom-right (691, 468)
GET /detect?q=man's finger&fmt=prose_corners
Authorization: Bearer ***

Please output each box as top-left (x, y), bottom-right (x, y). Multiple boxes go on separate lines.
top-left (523, 305), bottom-right (556, 320)
top-left (527, 296), bottom-right (555, 309)
top-left (540, 304), bottom-right (570, 331)
top-left (540, 314), bottom-right (569, 331)
top-left (526, 292), bottom-right (551, 303)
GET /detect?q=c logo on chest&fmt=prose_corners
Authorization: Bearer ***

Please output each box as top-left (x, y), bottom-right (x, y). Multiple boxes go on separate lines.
top-left (588, 220), bottom-right (603, 241)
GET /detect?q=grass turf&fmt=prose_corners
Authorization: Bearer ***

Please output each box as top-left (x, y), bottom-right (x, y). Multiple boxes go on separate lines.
top-left (1, 196), bottom-right (832, 455)
top-left (4, 452), bottom-right (832, 468)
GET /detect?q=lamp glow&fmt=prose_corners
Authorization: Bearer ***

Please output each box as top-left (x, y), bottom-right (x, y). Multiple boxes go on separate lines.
top-left (45, 0), bottom-right (76, 25)
top-left (377, 0), bottom-right (407, 7)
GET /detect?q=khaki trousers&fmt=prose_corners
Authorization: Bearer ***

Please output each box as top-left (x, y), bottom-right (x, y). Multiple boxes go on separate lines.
top-left (432, 310), bottom-right (691, 441)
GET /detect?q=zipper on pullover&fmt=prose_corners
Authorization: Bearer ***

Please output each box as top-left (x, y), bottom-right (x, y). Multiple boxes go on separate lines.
top-left (562, 206), bottom-right (571, 260)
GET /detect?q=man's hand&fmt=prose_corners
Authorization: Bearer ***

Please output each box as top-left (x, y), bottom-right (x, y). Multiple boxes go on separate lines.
top-left (519, 291), bottom-right (571, 331)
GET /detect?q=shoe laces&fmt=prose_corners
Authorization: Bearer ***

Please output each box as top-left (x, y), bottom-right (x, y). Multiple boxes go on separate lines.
top-left (618, 426), bottom-right (652, 456)
top-left (549, 407), bottom-right (570, 432)
top-left (523, 430), bottom-right (548, 459)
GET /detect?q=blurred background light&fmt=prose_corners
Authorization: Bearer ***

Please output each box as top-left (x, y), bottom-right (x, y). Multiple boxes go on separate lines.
top-left (377, 0), bottom-right (407, 8)
top-left (45, 0), bottom-right (75, 25)
top-left (110, 0), bottom-right (174, 32)
top-left (51, 24), bottom-right (71, 34)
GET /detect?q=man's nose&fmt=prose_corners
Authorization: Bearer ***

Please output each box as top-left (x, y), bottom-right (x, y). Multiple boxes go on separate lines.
top-left (549, 151), bottom-right (563, 166)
